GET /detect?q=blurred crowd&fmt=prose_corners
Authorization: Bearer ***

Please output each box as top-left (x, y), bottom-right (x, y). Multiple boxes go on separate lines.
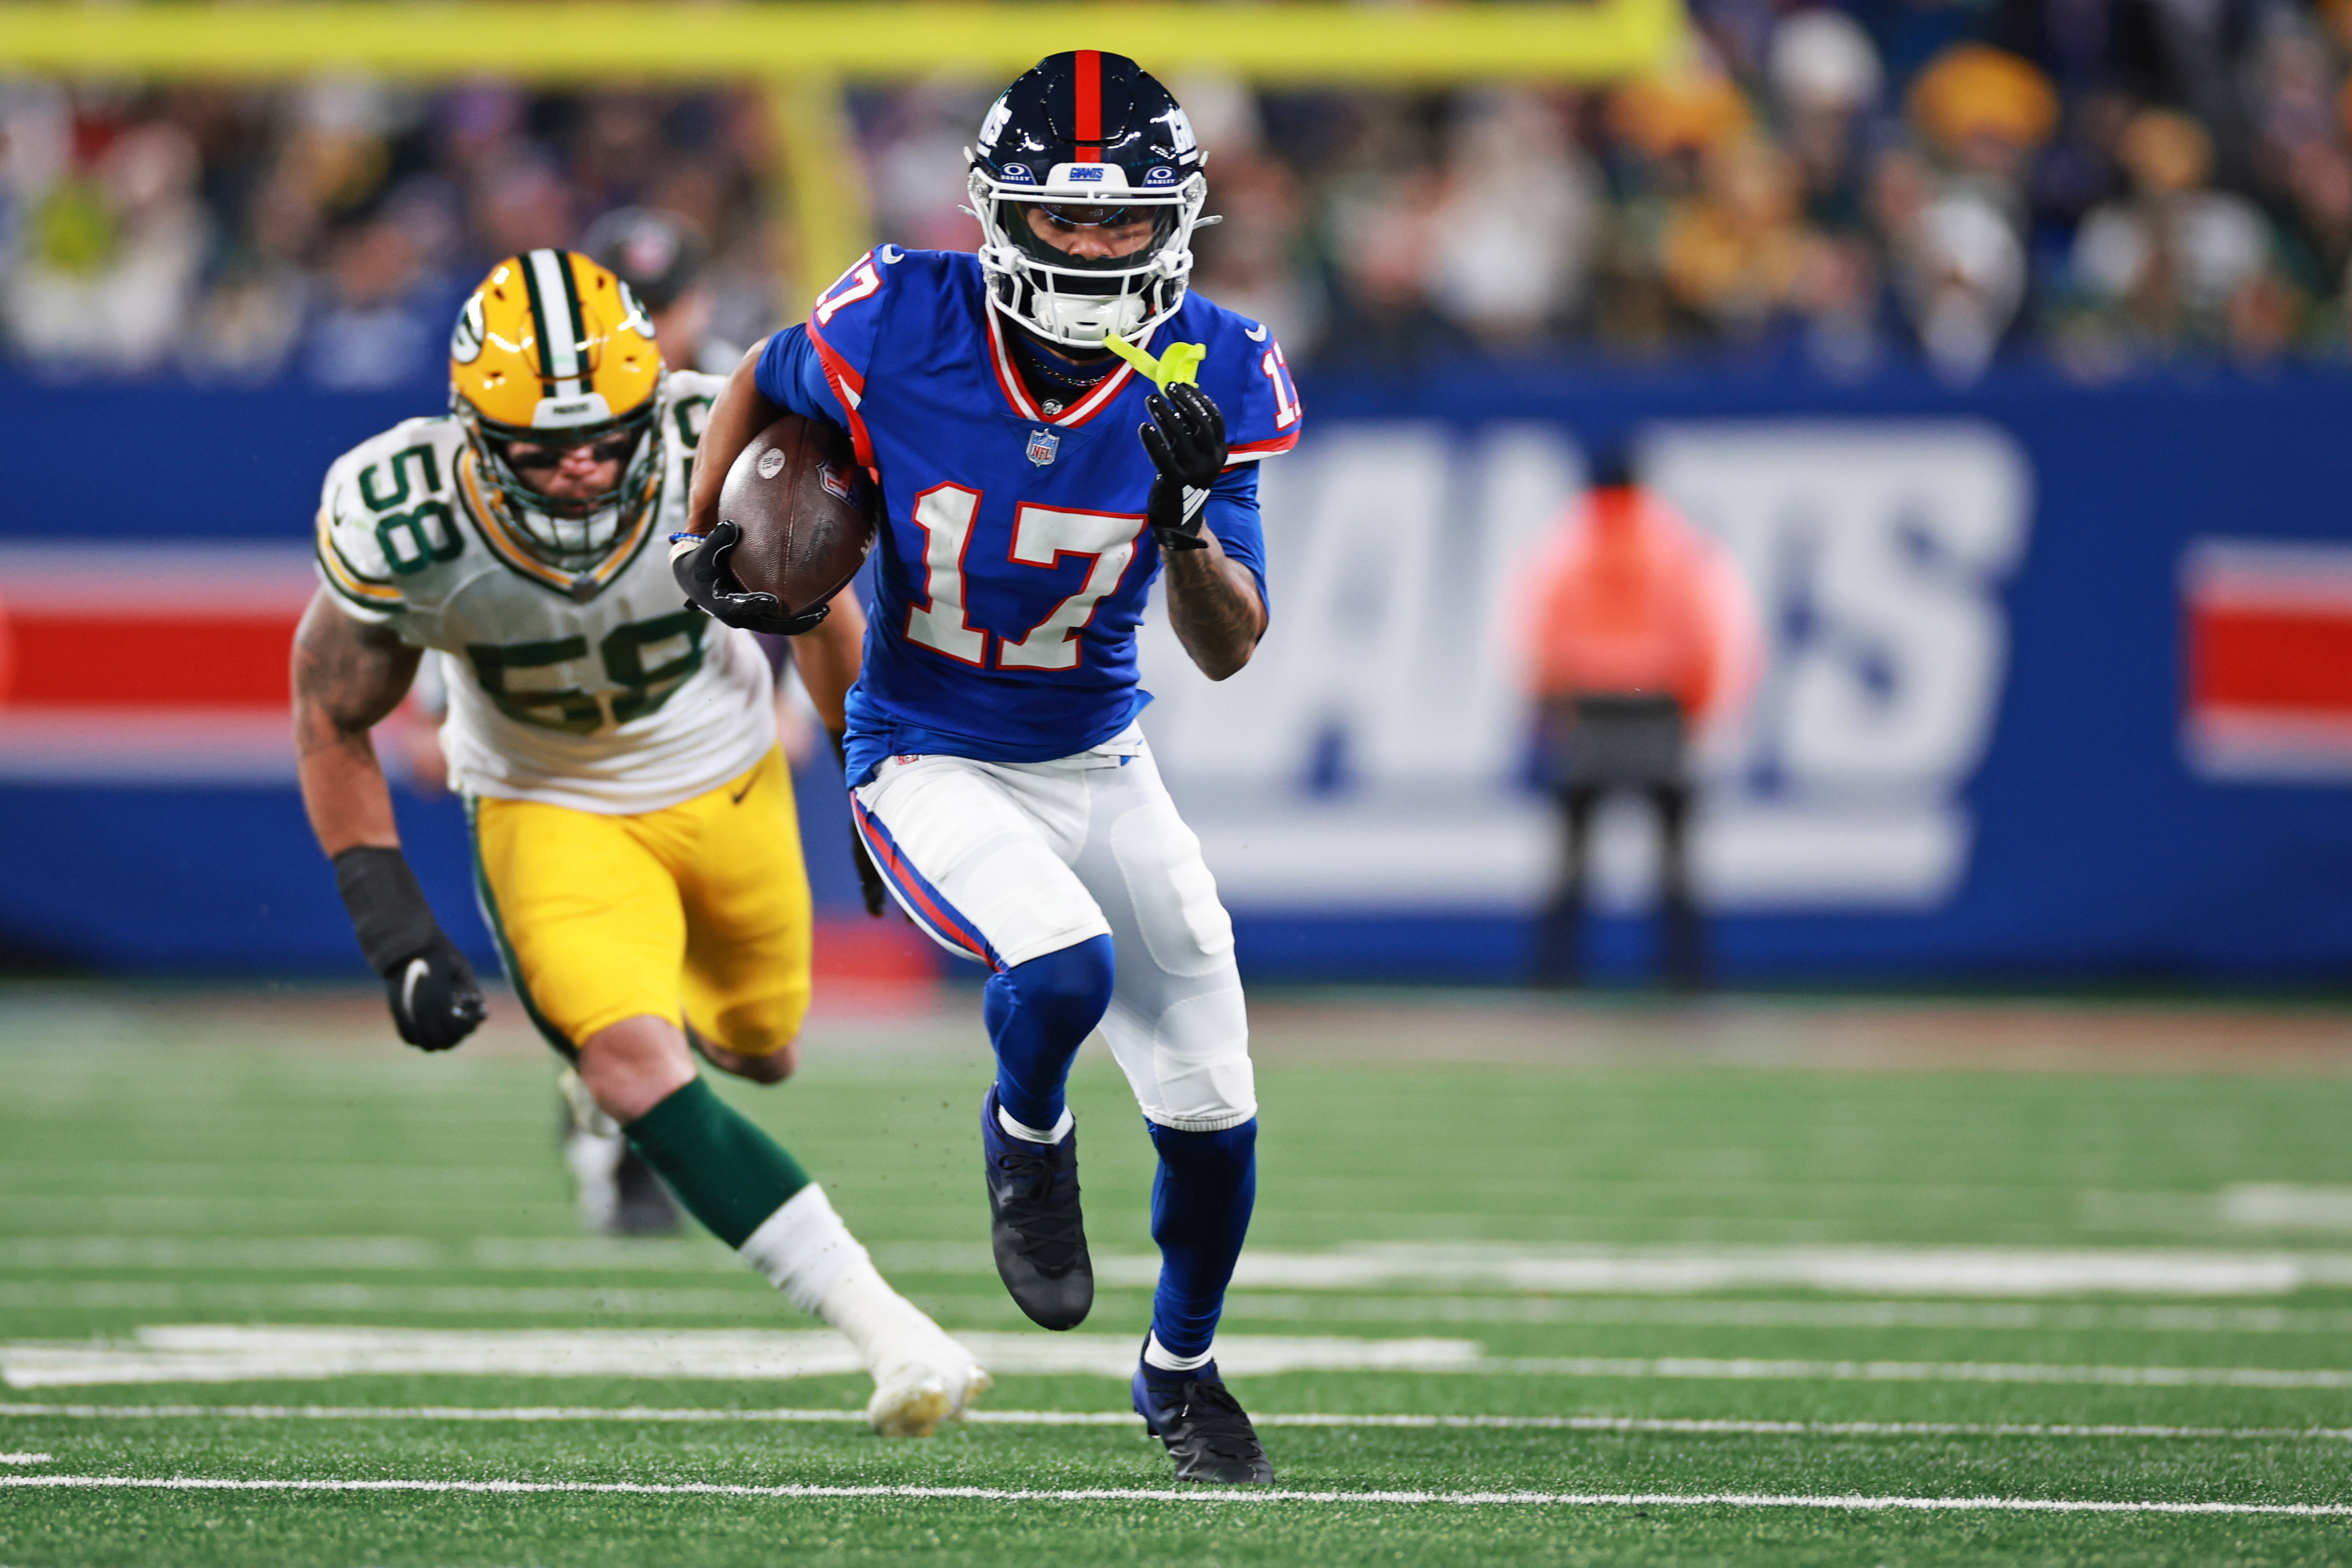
top-left (0, 77), bottom-right (783, 387)
top-left (10, 0), bottom-right (2352, 384)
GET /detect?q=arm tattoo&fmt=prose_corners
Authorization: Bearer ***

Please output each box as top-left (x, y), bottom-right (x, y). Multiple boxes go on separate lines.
top-left (1161, 531), bottom-right (1265, 682)
top-left (291, 592), bottom-right (421, 756)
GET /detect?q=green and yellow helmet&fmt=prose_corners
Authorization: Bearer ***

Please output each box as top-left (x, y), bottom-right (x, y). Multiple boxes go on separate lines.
top-left (448, 249), bottom-right (665, 567)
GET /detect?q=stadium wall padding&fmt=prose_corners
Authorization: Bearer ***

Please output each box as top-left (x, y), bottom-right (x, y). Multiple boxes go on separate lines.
top-left (4, 365), bottom-right (2350, 984)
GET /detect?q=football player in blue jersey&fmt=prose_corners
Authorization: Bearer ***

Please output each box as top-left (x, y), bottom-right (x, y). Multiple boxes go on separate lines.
top-left (670, 51), bottom-right (1301, 1484)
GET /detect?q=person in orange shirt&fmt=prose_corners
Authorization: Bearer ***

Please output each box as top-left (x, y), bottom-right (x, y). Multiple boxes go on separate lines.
top-left (1520, 443), bottom-right (1762, 988)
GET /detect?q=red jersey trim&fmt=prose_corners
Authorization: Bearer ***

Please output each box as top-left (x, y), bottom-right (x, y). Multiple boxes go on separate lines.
top-left (804, 320), bottom-right (875, 470)
top-left (1224, 431), bottom-right (1303, 462)
top-left (983, 306), bottom-right (1145, 430)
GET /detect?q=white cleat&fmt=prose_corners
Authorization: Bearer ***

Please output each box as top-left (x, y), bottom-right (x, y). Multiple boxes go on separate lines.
top-left (756, 1185), bottom-right (990, 1437)
top-left (865, 1336), bottom-right (992, 1438)
top-left (559, 1067), bottom-right (622, 1234)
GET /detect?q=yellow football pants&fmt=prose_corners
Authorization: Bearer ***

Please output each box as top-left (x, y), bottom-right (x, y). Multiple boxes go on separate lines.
top-left (469, 746), bottom-right (813, 1057)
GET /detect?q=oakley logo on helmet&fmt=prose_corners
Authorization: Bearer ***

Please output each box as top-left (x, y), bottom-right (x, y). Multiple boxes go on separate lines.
top-left (1144, 167), bottom-right (1176, 186)
top-left (1001, 163), bottom-right (1036, 184)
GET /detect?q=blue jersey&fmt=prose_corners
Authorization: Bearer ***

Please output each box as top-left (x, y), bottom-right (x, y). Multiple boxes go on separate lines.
top-left (754, 248), bottom-right (1302, 785)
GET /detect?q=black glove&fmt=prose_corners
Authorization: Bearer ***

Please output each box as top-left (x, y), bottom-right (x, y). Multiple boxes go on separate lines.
top-left (333, 846), bottom-right (488, 1052)
top-left (830, 731), bottom-right (890, 919)
top-left (1138, 383), bottom-right (1228, 553)
top-left (670, 523), bottom-right (829, 636)
top-left (848, 824), bottom-right (889, 917)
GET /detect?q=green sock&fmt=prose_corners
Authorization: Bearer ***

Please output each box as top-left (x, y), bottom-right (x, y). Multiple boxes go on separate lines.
top-left (623, 1076), bottom-right (810, 1248)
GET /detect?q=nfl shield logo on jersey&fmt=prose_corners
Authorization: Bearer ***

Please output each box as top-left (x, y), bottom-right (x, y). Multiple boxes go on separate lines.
top-left (1025, 428), bottom-right (1060, 467)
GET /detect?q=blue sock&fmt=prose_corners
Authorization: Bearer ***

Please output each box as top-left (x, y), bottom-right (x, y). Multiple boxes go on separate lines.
top-left (1146, 1119), bottom-right (1258, 1362)
top-left (985, 935), bottom-right (1116, 1134)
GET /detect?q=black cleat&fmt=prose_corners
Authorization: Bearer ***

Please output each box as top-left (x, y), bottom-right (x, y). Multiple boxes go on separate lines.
top-left (1133, 1357), bottom-right (1275, 1485)
top-left (980, 1086), bottom-right (1092, 1329)
top-left (611, 1146), bottom-right (681, 1235)
top-left (558, 1074), bottom-right (679, 1237)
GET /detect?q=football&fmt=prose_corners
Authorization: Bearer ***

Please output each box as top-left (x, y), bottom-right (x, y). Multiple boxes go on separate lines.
top-left (718, 412), bottom-right (877, 618)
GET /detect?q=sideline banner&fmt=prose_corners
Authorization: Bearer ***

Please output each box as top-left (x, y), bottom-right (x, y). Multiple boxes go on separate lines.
top-left (1142, 418), bottom-right (2031, 917)
top-left (3, 369), bottom-right (2351, 980)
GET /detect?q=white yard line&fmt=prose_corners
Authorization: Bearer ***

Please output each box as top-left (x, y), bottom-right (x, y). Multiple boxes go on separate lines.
top-left (0, 1238), bottom-right (453, 1272)
top-left (22, 1282), bottom-right (2352, 1337)
top-left (3, 1402), bottom-right (2348, 1444)
top-left (0, 1327), bottom-right (1483, 1388)
top-left (0, 1453), bottom-right (51, 1464)
top-left (0, 1237), bottom-right (718, 1274)
top-left (16, 1238), bottom-right (2352, 1297)
top-left (2221, 1184), bottom-right (2352, 1232)
top-left (1225, 1295), bottom-right (2352, 1335)
top-left (0, 1281), bottom-right (780, 1317)
top-left (1492, 1355), bottom-right (2352, 1389)
top-left (2, 1473), bottom-right (2346, 1516)
top-left (10, 1328), bottom-right (2352, 1392)
top-left (1133, 1244), bottom-right (2352, 1297)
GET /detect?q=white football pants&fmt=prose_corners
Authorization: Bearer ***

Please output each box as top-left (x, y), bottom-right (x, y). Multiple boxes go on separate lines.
top-left (850, 725), bottom-right (1255, 1132)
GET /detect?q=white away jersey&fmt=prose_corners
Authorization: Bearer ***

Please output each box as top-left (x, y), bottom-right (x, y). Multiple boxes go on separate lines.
top-left (314, 371), bottom-right (775, 813)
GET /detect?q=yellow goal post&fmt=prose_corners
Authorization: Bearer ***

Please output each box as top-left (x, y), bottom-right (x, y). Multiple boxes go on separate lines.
top-left (0, 1), bottom-right (1689, 322)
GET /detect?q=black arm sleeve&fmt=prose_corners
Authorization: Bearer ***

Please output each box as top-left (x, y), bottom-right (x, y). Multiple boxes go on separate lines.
top-left (333, 845), bottom-right (442, 975)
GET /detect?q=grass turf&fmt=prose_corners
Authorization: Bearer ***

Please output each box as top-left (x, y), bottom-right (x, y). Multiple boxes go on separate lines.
top-left (2, 988), bottom-right (2351, 1565)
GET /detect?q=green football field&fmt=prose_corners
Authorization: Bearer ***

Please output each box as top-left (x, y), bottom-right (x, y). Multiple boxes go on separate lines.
top-left (4, 985), bottom-right (2351, 1566)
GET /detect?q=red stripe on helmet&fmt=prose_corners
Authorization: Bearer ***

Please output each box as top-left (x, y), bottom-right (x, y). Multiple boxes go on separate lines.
top-left (1074, 49), bottom-right (1101, 161)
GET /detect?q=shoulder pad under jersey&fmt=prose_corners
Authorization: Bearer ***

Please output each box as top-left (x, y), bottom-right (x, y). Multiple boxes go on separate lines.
top-left (802, 245), bottom-right (953, 466)
top-left (802, 247), bottom-right (933, 380)
top-left (1171, 294), bottom-right (1303, 466)
top-left (315, 416), bottom-right (470, 621)
top-left (658, 369), bottom-right (727, 454)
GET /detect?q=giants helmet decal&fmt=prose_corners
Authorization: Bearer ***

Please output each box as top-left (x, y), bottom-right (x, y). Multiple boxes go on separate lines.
top-left (967, 51), bottom-right (1210, 347)
top-left (447, 250), bottom-right (666, 570)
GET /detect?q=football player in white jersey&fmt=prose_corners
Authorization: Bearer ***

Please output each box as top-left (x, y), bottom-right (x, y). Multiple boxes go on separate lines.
top-left (292, 248), bottom-right (987, 1435)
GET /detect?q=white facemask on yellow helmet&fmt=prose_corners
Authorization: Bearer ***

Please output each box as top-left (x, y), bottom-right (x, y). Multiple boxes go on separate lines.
top-left (449, 250), bottom-right (665, 568)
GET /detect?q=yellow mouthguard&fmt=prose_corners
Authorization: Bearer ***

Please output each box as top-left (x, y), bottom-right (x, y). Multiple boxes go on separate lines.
top-left (1105, 334), bottom-right (1207, 391)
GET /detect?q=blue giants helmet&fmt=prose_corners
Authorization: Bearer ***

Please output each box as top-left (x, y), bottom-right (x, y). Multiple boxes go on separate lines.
top-left (967, 50), bottom-right (1209, 347)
